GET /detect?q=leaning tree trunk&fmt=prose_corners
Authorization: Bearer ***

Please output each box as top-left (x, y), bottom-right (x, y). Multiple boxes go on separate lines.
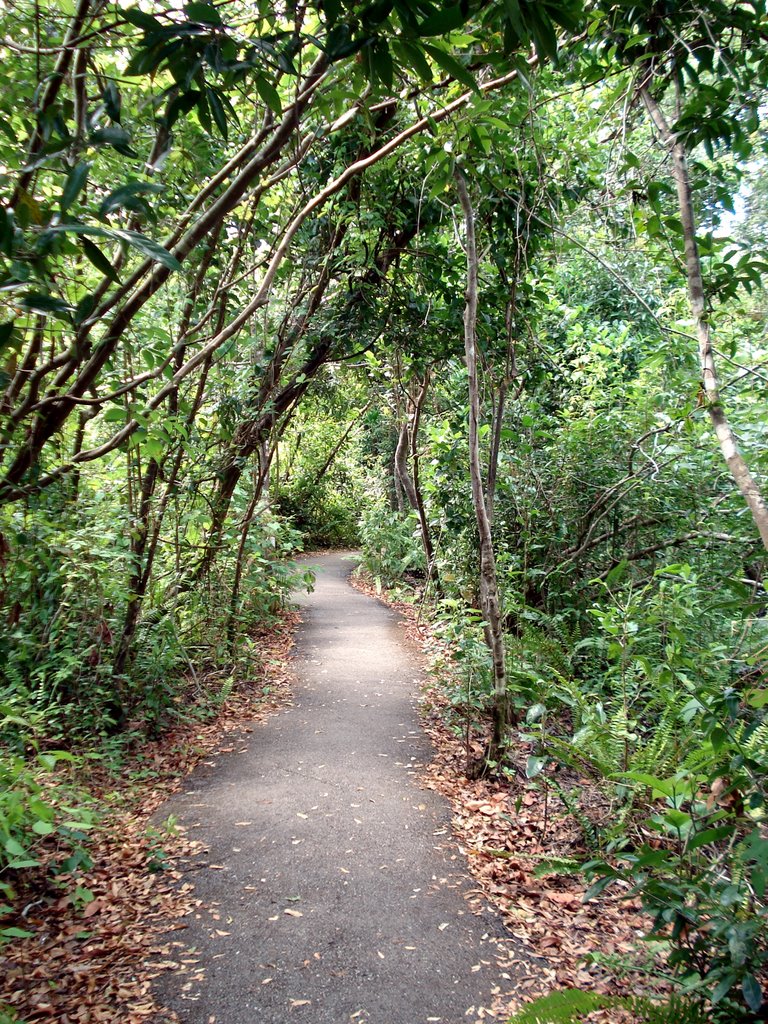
top-left (642, 85), bottom-right (768, 552)
top-left (456, 170), bottom-right (512, 771)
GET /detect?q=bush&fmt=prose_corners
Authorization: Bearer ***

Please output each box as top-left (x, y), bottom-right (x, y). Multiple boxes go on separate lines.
top-left (0, 741), bottom-right (97, 938)
top-left (358, 505), bottom-right (424, 586)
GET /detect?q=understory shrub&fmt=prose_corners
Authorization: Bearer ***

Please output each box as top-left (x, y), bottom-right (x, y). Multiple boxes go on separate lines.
top-left (273, 482), bottom-right (359, 547)
top-left (359, 505), bottom-right (424, 586)
top-left (0, 741), bottom-right (97, 942)
top-left (519, 566), bottom-right (768, 1019)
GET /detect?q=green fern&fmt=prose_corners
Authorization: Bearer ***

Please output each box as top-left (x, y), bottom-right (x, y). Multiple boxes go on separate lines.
top-left (570, 700), bottom-right (632, 776)
top-left (508, 989), bottom-right (616, 1023)
top-left (508, 991), bottom-right (708, 1024)
top-left (738, 716), bottom-right (768, 760)
top-left (631, 703), bottom-right (684, 777)
top-left (532, 855), bottom-right (584, 878)
top-left (633, 994), bottom-right (709, 1023)
top-left (519, 619), bottom-right (579, 679)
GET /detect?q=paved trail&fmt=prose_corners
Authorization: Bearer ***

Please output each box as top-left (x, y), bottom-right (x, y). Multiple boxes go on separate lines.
top-left (154, 552), bottom-right (515, 1024)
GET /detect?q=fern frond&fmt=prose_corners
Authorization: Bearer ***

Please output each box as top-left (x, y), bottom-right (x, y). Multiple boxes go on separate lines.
top-left (632, 703), bottom-right (685, 777)
top-left (508, 990), bottom-right (708, 1024)
top-left (508, 989), bottom-right (616, 1023)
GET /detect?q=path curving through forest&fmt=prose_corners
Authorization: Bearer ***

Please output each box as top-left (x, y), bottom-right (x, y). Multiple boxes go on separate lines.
top-left (154, 552), bottom-right (518, 1023)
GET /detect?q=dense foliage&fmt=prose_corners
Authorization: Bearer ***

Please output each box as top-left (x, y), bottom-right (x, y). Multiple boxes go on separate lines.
top-left (2, 0), bottom-right (768, 1019)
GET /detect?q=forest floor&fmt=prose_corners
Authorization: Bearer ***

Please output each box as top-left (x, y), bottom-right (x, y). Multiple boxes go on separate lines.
top-left (1, 550), bottom-right (651, 1024)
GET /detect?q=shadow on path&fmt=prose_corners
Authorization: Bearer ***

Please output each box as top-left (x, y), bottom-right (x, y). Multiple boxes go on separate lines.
top-left (153, 551), bottom-right (517, 1024)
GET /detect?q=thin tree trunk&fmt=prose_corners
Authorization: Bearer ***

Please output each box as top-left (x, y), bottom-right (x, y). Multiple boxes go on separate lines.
top-left (394, 375), bottom-right (436, 575)
top-left (642, 85), bottom-right (768, 551)
top-left (112, 456), bottom-right (159, 680)
top-left (68, 409), bottom-right (92, 503)
top-left (409, 372), bottom-right (436, 580)
top-left (394, 416), bottom-right (418, 509)
top-left (456, 170), bottom-right (513, 770)
top-left (226, 424), bottom-right (291, 652)
top-left (486, 379), bottom-right (507, 529)
top-left (227, 487), bottom-right (263, 655)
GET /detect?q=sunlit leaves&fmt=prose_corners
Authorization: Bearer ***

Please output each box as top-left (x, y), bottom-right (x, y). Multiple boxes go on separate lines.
top-left (110, 229), bottom-right (181, 271)
top-left (253, 76), bottom-right (282, 116)
top-left (185, 1), bottom-right (222, 25)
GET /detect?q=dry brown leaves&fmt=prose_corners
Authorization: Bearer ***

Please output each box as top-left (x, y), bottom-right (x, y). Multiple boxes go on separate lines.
top-left (351, 571), bottom-right (653, 1021)
top-left (0, 613), bottom-right (298, 1024)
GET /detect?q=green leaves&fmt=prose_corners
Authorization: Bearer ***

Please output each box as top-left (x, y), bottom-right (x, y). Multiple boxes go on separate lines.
top-left (163, 89), bottom-right (200, 130)
top-left (81, 237), bottom-right (120, 283)
top-left (206, 86), bottom-right (230, 139)
top-left (17, 293), bottom-right (72, 320)
top-left (60, 162), bottom-right (90, 215)
top-left (98, 181), bottom-right (164, 222)
top-left (185, 1), bottom-right (222, 25)
top-left (368, 41), bottom-right (395, 89)
top-left (417, 4), bottom-right (467, 36)
top-left (47, 223), bottom-right (181, 272)
top-left (1, 926), bottom-right (34, 940)
top-left (111, 230), bottom-right (181, 271)
top-left (90, 125), bottom-right (137, 157)
top-left (121, 7), bottom-right (164, 33)
top-left (422, 44), bottom-right (477, 91)
top-left (393, 39), bottom-right (433, 81)
top-left (102, 81), bottom-right (123, 124)
top-left (254, 76), bottom-right (282, 116)
top-left (324, 23), bottom-right (368, 60)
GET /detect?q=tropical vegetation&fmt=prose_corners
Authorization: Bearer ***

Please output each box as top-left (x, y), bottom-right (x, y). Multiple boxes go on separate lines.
top-left (2, 0), bottom-right (768, 1019)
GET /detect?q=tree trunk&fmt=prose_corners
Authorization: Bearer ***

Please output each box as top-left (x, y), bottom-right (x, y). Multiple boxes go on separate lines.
top-left (456, 170), bottom-right (513, 771)
top-left (394, 375), bottom-right (436, 576)
top-left (409, 372), bottom-right (437, 582)
top-left (227, 484), bottom-right (264, 655)
top-left (112, 457), bottom-right (160, 681)
top-left (641, 85), bottom-right (768, 552)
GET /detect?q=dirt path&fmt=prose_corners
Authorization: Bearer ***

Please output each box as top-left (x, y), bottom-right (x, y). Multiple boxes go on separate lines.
top-left (154, 552), bottom-right (518, 1023)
